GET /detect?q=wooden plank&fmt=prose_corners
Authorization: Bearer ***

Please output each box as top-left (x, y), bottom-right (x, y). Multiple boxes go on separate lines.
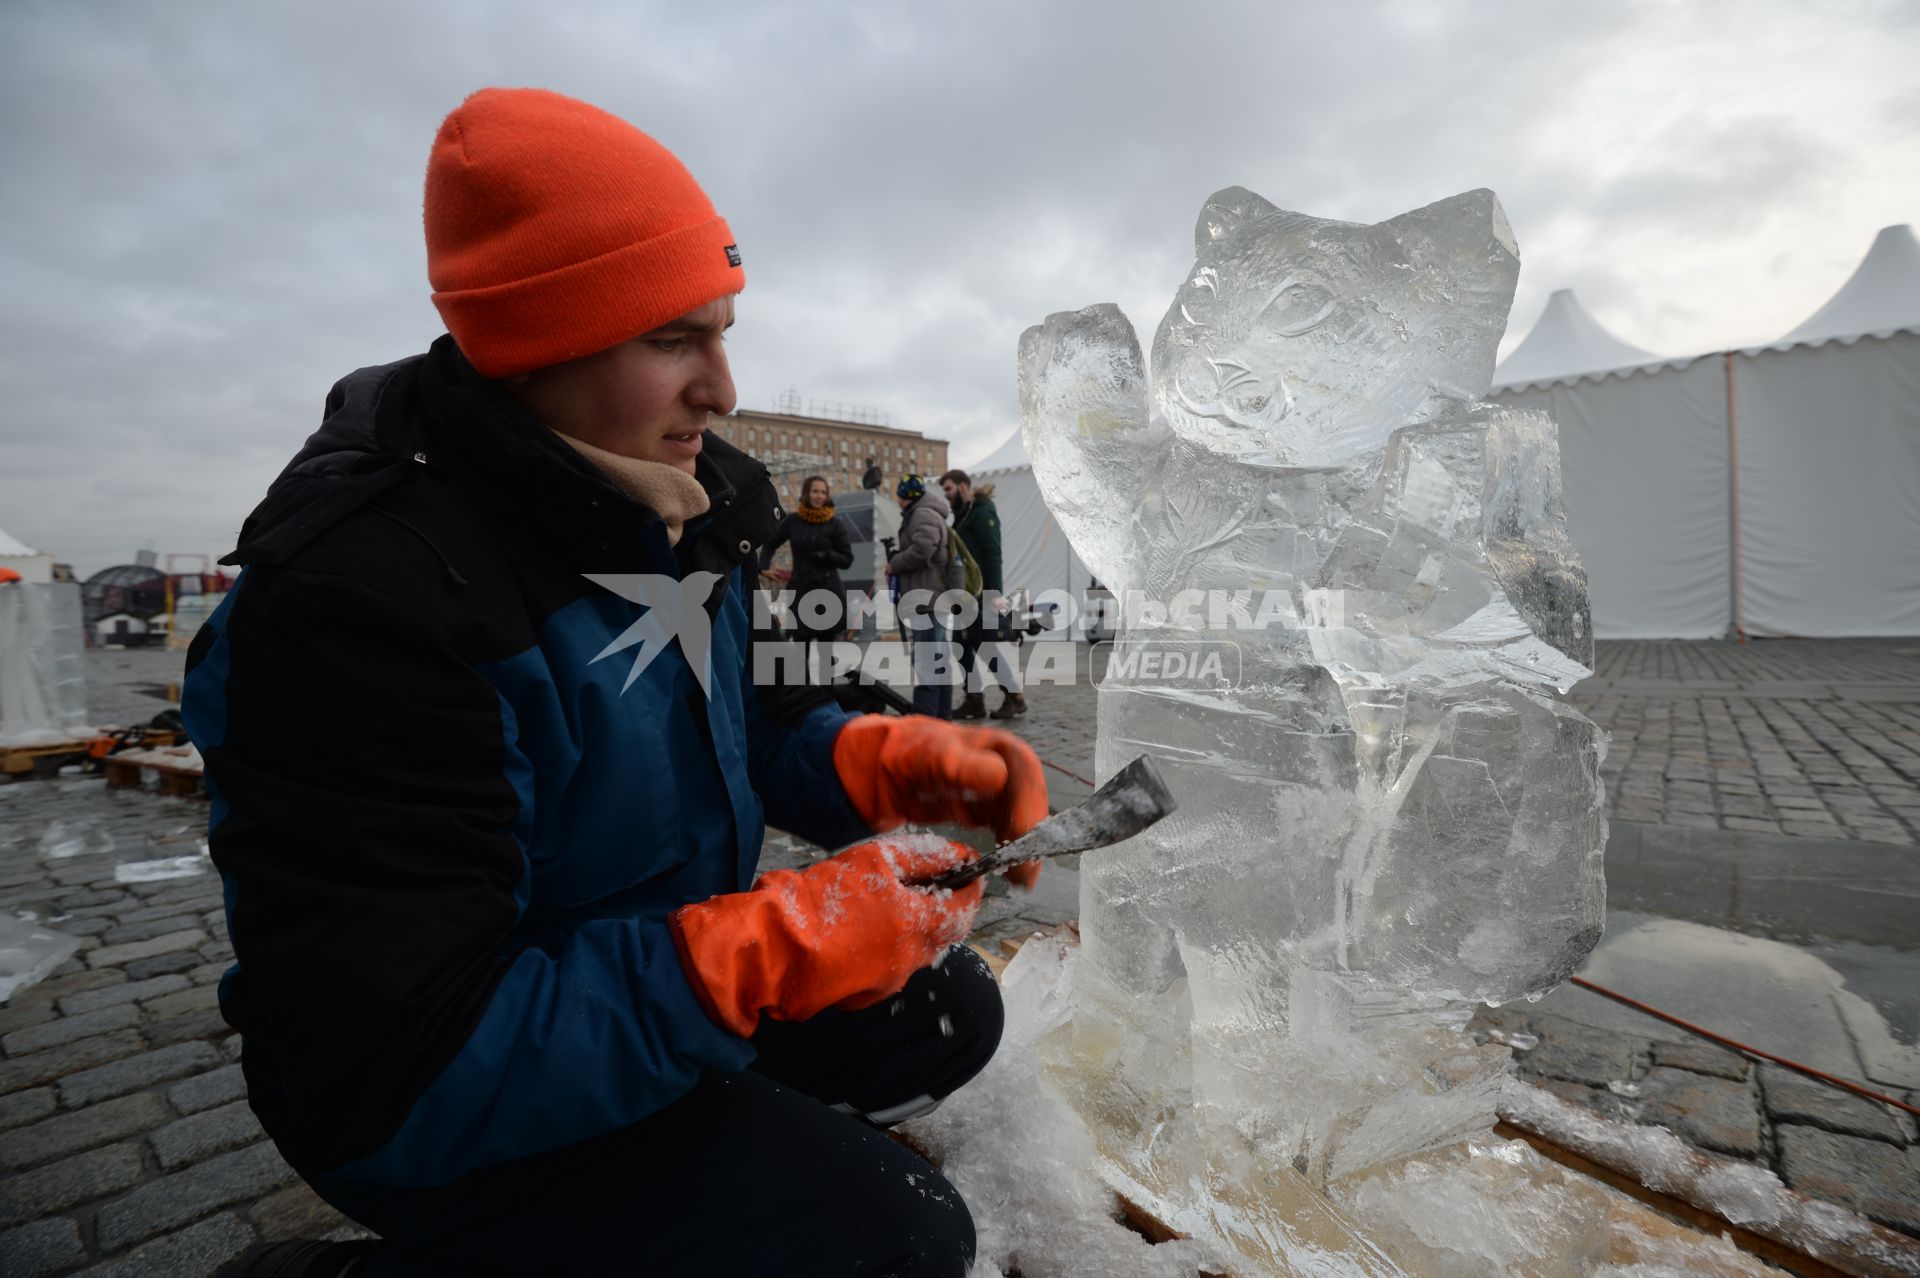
top-left (102, 753), bottom-right (204, 797)
top-left (1, 739), bottom-right (94, 775)
top-left (102, 757), bottom-right (144, 790)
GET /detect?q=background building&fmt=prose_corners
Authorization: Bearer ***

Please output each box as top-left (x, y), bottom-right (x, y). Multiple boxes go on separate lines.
top-left (712, 406), bottom-right (948, 507)
top-left (79, 555), bottom-right (238, 649)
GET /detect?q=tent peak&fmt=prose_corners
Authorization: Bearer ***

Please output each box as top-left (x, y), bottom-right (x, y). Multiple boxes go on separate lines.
top-left (1777, 224), bottom-right (1920, 346)
top-left (0, 527), bottom-right (42, 557)
top-left (1493, 288), bottom-right (1660, 390)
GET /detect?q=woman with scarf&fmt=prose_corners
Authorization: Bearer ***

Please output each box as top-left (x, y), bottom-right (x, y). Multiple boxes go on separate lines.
top-left (761, 475), bottom-right (855, 680)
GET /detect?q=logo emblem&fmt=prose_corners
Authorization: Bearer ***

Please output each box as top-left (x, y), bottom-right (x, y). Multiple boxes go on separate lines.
top-left (582, 572), bottom-right (726, 696)
top-left (724, 244), bottom-right (742, 268)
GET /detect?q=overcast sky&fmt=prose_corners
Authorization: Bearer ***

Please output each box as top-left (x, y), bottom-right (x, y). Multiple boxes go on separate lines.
top-left (3, 0), bottom-right (1916, 577)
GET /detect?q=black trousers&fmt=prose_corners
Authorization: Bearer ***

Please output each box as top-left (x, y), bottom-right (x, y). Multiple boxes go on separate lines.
top-left (954, 609), bottom-right (1018, 694)
top-left (315, 947), bottom-right (1004, 1278)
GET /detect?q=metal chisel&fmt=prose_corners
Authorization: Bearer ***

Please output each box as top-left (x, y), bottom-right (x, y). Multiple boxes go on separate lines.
top-left (907, 754), bottom-right (1177, 890)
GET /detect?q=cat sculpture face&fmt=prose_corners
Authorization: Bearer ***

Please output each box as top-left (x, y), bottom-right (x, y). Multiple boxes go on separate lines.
top-left (1150, 187), bottom-right (1520, 469)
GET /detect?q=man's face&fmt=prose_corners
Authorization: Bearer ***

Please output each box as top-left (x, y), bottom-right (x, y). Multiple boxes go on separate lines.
top-left (502, 296), bottom-right (737, 474)
top-left (940, 478), bottom-right (967, 507)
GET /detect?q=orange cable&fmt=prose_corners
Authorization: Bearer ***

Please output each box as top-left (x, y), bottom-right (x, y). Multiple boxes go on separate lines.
top-left (1040, 756), bottom-right (1095, 788)
top-left (1569, 975), bottom-right (1919, 1119)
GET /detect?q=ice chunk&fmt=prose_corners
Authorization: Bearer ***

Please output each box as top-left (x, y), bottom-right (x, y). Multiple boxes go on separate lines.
top-left (1016, 184), bottom-right (1609, 1250)
top-left (0, 916), bottom-right (82, 1002)
top-left (1500, 1079), bottom-right (1918, 1272)
top-left (904, 939), bottom-right (1218, 1277)
top-left (0, 581), bottom-right (90, 746)
top-left (38, 819), bottom-right (113, 861)
top-left (1333, 1134), bottom-right (1779, 1276)
top-left (1332, 1138), bottom-right (1612, 1274)
top-left (115, 852), bottom-right (212, 883)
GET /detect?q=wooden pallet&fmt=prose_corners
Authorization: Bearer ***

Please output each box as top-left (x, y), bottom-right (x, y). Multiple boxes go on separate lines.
top-left (1, 738), bottom-right (95, 777)
top-left (103, 746), bottom-right (204, 797)
top-left (1, 728), bottom-right (181, 780)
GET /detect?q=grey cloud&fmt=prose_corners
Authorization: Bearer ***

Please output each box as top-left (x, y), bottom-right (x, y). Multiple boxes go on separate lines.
top-left (1584, 121), bottom-right (1832, 230)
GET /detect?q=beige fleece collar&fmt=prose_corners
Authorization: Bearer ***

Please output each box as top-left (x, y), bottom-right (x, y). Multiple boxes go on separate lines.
top-left (553, 432), bottom-right (711, 547)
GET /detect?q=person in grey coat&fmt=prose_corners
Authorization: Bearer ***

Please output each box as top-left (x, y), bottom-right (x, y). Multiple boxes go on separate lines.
top-left (887, 474), bottom-right (955, 718)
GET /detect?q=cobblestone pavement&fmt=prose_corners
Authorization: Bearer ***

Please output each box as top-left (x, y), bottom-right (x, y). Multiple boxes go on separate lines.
top-left (2, 640), bottom-right (1917, 1271)
top-left (75, 649), bottom-right (187, 731)
top-left (0, 780), bottom-right (375, 1274)
top-left (1575, 639), bottom-right (1920, 844)
top-left (1470, 1002), bottom-right (1920, 1238)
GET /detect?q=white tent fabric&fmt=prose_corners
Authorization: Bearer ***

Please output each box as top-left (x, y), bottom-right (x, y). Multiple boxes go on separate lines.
top-left (968, 429), bottom-right (1096, 608)
top-left (0, 526), bottom-right (53, 584)
top-left (1495, 360), bottom-right (1733, 639)
top-left (1775, 225), bottom-right (1920, 346)
top-left (1734, 332), bottom-right (1920, 636)
top-left (969, 428), bottom-right (1031, 475)
top-left (1488, 224), bottom-right (1920, 638)
top-left (1494, 289), bottom-right (1662, 391)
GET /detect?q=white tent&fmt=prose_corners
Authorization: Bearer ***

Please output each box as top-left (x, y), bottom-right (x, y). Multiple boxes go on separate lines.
top-left (1495, 356), bottom-right (1733, 638)
top-left (1731, 224), bottom-right (1920, 636)
top-left (1494, 224), bottom-right (1920, 639)
top-left (0, 526), bottom-right (54, 584)
top-left (1776, 224), bottom-right (1920, 345)
top-left (1494, 289), bottom-right (1662, 391)
top-left (965, 429), bottom-right (1097, 615)
top-left (1492, 291), bottom-right (1727, 639)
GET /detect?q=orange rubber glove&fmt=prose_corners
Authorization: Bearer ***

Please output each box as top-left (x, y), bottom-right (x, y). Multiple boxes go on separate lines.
top-left (669, 836), bottom-right (984, 1038)
top-left (832, 714), bottom-right (1051, 888)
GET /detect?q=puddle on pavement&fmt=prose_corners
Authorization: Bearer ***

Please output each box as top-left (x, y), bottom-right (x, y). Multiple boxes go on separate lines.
top-left (1539, 909), bottom-right (1920, 1093)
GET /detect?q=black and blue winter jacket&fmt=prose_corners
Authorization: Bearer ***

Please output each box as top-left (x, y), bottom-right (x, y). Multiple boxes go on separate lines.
top-left (182, 336), bottom-right (871, 1192)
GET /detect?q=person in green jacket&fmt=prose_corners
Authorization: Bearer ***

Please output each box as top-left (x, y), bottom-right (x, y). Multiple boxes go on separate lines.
top-left (941, 469), bottom-right (1026, 719)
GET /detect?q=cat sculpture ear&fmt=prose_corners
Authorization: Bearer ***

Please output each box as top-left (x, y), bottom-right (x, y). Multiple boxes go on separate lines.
top-left (1195, 186), bottom-right (1282, 251)
top-left (1382, 189), bottom-right (1522, 400)
top-left (1383, 188), bottom-right (1521, 313)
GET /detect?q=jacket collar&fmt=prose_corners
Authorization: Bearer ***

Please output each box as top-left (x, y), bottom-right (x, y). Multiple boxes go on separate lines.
top-left (226, 336), bottom-right (782, 586)
top-left (419, 337), bottom-right (778, 576)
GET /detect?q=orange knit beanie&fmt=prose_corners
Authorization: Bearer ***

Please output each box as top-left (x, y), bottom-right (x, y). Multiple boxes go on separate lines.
top-left (424, 87), bottom-right (744, 378)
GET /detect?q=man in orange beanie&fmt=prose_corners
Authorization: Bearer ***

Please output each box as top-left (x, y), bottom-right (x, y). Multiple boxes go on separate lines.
top-left (189, 87), bottom-right (1047, 1278)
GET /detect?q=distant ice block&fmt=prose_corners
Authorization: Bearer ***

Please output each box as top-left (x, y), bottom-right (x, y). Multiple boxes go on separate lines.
top-left (1019, 186), bottom-right (1608, 1204)
top-left (0, 581), bottom-right (89, 747)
